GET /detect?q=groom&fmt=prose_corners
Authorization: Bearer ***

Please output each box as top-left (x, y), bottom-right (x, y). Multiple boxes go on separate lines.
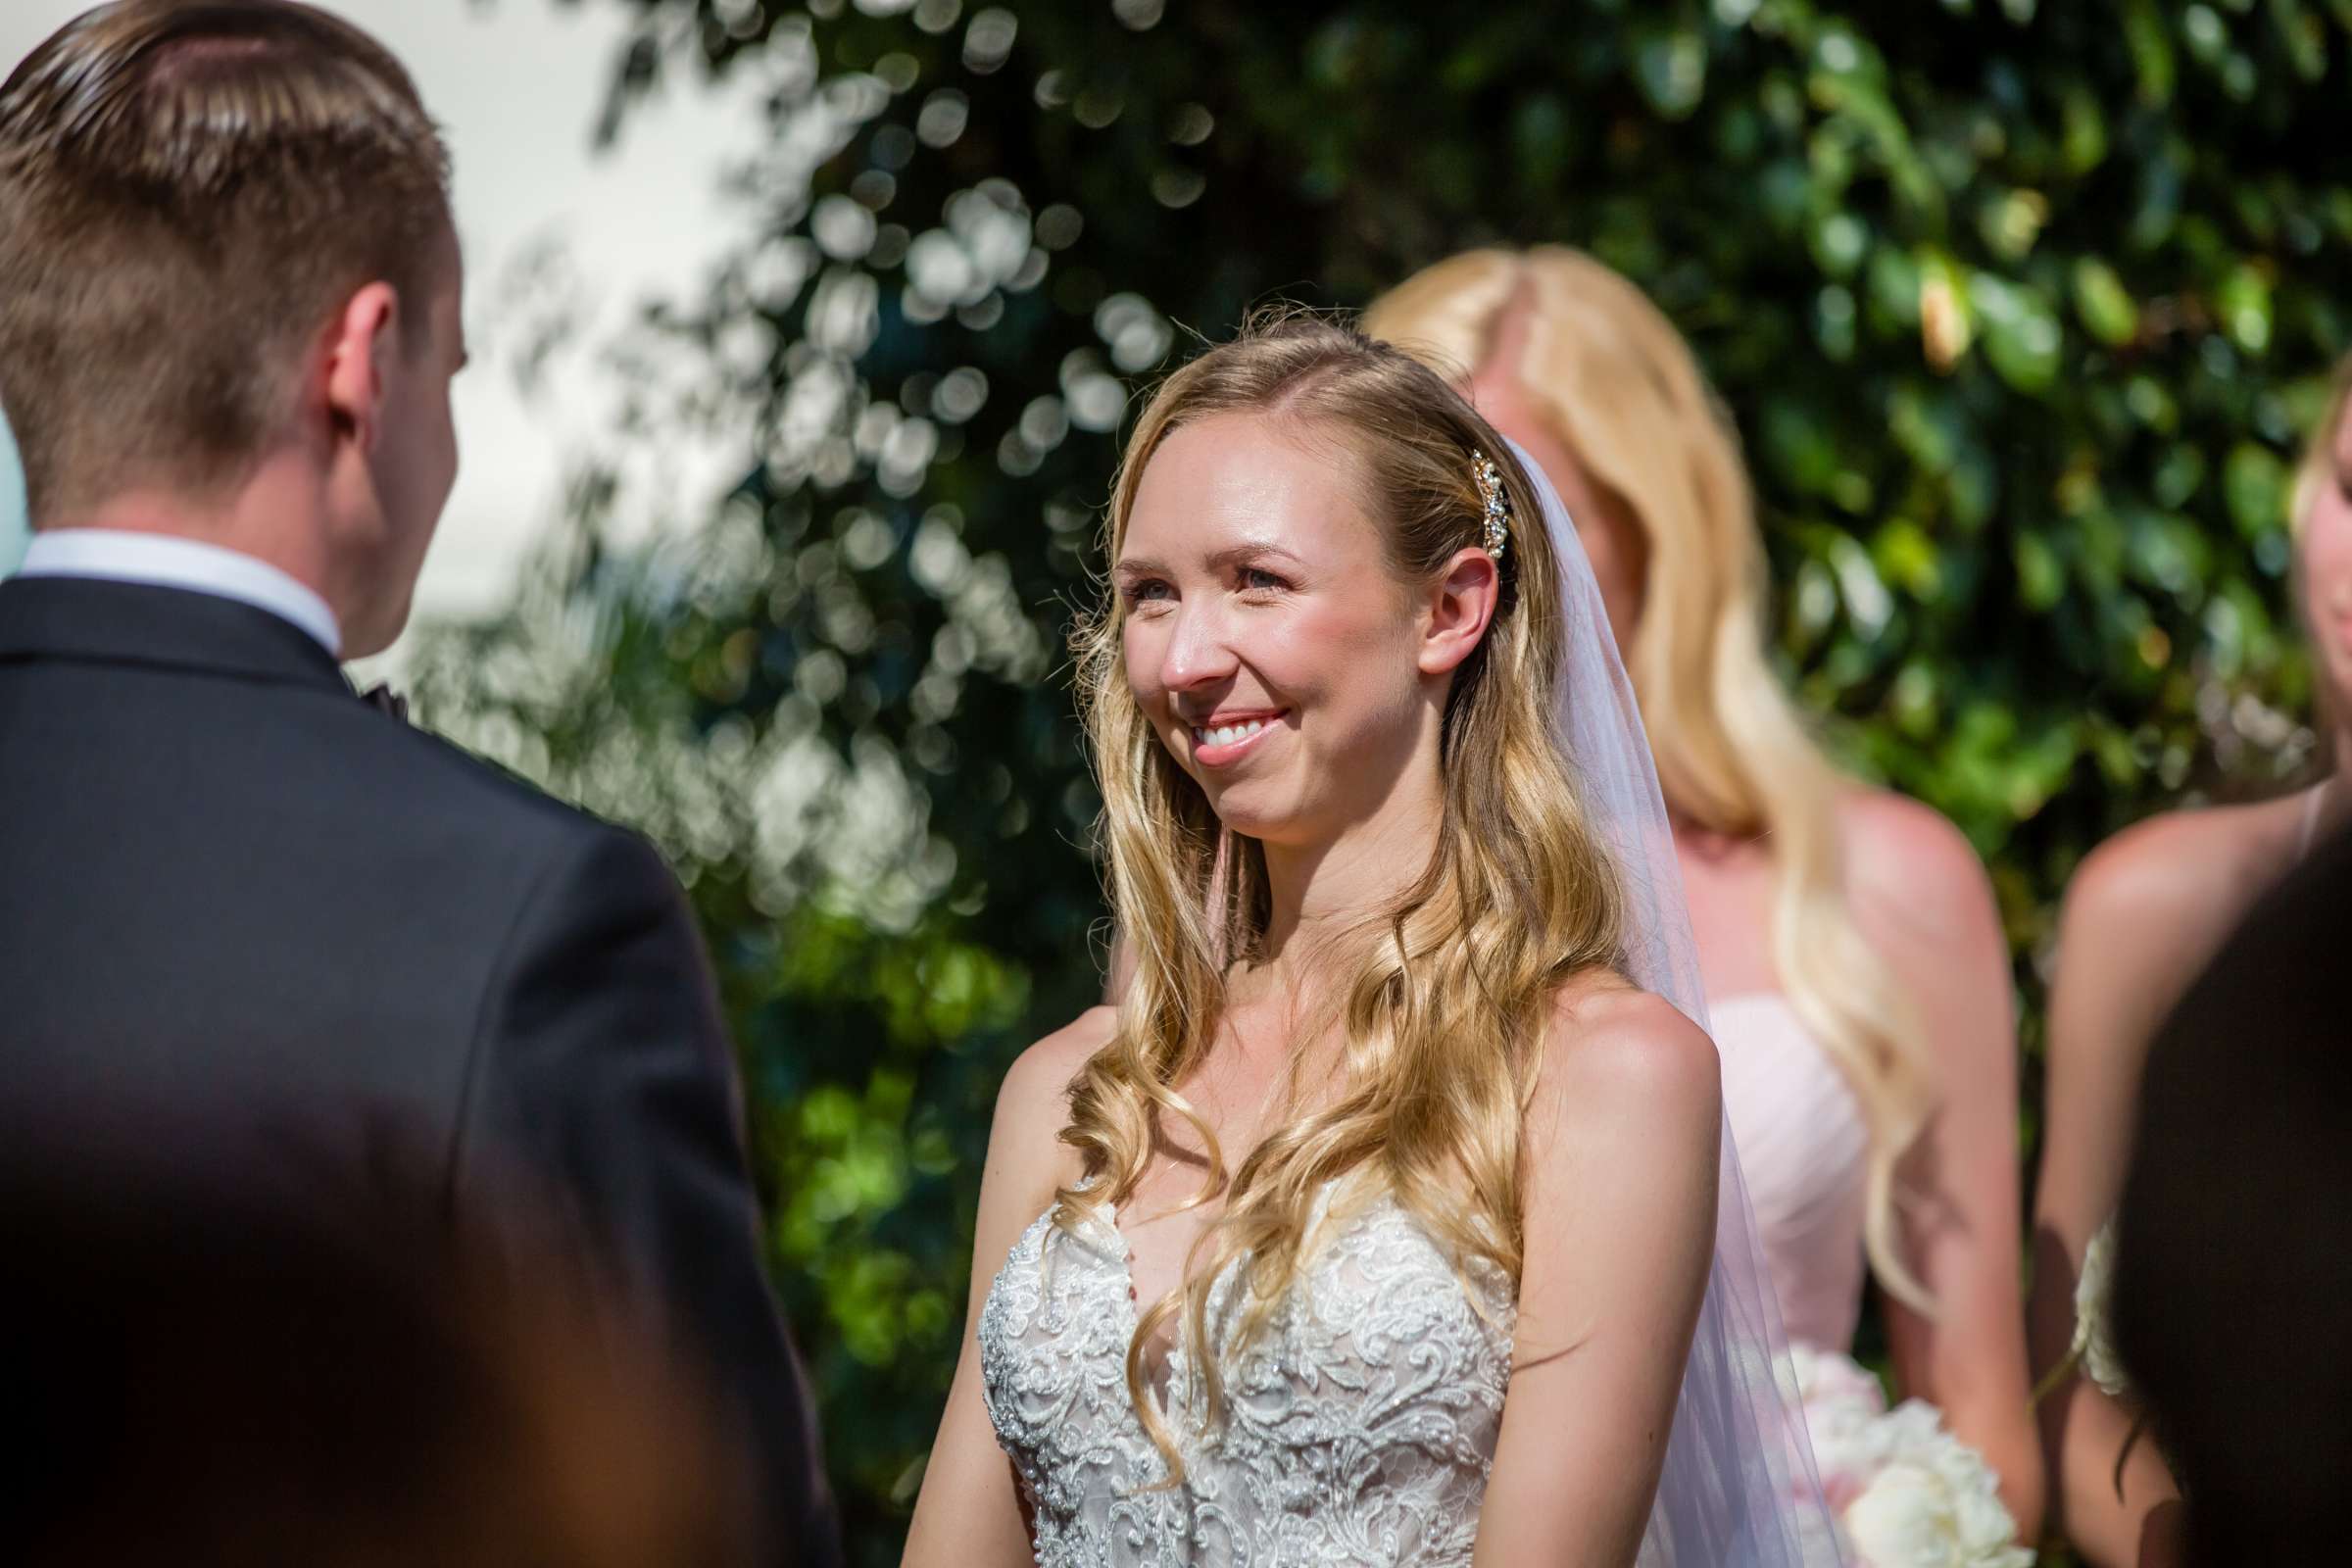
top-left (0, 5), bottom-right (836, 1562)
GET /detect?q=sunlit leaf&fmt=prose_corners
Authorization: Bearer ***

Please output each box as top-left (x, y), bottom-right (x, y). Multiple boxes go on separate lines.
top-left (2072, 257), bottom-right (2138, 346)
top-left (2124, 0), bottom-right (2177, 104)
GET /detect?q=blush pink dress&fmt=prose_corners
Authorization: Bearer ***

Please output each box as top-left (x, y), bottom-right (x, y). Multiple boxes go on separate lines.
top-left (1712, 993), bottom-right (1872, 1351)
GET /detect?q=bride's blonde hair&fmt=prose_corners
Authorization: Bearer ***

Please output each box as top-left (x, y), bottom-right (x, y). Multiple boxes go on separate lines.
top-left (1366, 247), bottom-right (1936, 1310)
top-left (1066, 314), bottom-right (1627, 1474)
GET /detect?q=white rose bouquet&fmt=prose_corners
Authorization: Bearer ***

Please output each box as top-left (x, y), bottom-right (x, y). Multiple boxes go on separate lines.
top-left (1790, 1344), bottom-right (2034, 1568)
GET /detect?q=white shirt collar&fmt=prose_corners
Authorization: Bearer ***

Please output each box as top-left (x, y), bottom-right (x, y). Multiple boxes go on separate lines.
top-left (17, 529), bottom-right (342, 658)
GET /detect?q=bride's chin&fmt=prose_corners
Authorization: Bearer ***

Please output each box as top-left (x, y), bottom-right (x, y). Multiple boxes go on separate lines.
top-left (1202, 794), bottom-right (1303, 846)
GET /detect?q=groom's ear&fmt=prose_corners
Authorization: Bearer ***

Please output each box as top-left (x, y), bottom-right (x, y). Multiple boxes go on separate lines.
top-left (318, 281), bottom-right (402, 451)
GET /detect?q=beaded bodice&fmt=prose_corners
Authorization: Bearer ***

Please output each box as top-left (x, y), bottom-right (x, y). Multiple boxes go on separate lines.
top-left (976, 1189), bottom-right (1515, 1566)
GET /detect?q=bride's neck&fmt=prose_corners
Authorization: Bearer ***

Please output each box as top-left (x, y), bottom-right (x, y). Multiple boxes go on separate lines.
top-left (1254, 783), bottom-right (1442, 987)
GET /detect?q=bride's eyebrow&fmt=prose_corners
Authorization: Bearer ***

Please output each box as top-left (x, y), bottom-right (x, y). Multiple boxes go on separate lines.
top-left (1113, 542), bottom-right (1305, 583)
top-left (1206, 543), bottom-right (1304, 573)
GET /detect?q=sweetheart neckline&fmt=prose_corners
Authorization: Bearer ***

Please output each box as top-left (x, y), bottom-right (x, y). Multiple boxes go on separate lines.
top-left (1035, 1183), bottom-right (1501, 1386)
top-left (1018, 1186), bottom-right (1515, 1424)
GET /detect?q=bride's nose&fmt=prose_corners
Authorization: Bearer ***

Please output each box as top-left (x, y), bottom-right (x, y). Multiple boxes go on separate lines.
top-left (1157, 600), bottom-right (1241, 693)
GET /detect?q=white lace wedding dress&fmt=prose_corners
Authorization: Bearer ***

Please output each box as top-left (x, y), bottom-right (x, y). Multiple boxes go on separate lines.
top-left (978, 1186), bottom-right (1514, 1567)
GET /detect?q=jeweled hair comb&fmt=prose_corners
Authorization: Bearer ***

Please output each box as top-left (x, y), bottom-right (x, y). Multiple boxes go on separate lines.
top-left (1471, 449), bottom-right (1510, 563)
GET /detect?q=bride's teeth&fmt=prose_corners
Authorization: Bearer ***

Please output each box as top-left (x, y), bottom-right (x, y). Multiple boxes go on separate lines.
top-left (1193, 716), bottom-right (1274, 749)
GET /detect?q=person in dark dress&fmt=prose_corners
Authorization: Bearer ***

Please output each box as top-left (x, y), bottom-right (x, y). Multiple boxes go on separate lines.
top-left (2110, 820), bottom-right (2352, 1567)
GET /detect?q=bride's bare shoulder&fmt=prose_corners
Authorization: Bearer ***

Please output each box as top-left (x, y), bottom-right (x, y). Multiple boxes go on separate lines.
top-left (1536, 973), bottom-right (1719, 1137)
top-left (1546, 967), bottom-right (1699, 1041)
top-left (975, 1008), bottom-right (1119, 1240)
top-left (1002, 1005), bottom-right (1118, 1107)
top-left (992, 1006), bottom-right (1118, 1146)
top-left (1518, 973), bottom-right (1720, 1231)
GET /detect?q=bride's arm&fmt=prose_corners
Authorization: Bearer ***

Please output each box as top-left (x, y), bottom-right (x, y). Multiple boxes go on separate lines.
top-left (902, 1007), bottom-right (1113, 1567)
top-left (1474, 984), bottom-right (1721, 1568)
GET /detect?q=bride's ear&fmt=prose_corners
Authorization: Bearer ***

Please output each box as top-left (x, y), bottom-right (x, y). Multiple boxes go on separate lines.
top-left (1418, 546), bottom-right (1500, 676)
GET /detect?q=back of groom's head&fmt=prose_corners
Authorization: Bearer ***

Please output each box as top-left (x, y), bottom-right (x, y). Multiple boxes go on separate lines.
top-left (0, 2), bottom-right (453, 551)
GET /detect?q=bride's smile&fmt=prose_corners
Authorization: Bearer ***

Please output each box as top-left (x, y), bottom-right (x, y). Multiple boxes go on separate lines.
top-left (1182, 708), bottom-right (1287, 765)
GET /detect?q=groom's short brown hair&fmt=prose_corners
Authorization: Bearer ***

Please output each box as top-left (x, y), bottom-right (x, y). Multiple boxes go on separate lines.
top-left (0, 1), bottom-right (452, 521)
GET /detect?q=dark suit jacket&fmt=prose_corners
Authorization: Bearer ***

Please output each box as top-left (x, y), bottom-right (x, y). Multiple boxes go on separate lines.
top-left (0, 574), bottom-right (840, 1567)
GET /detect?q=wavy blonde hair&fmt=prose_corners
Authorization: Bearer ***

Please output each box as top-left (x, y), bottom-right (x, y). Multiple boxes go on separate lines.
top-left (1366, 247), bottom-right (1936, 1310)
top-left (1065, 314), bottom-right (1629, 1477)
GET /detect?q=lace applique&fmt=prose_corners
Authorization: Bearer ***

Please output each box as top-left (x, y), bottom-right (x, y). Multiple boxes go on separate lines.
top-left (978, 1191), bottom-right (1515, 1566)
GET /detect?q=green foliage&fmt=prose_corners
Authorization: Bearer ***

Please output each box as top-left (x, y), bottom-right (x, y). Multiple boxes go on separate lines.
top-left (417, 0), bottom-right (2352, 1557)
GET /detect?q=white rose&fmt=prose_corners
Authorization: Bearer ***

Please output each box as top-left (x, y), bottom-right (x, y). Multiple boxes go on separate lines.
top-left (1844, 1459), bottom-right (2033, 1568)
top-left (1918, 1424), bottom-right (2029, 1559)
top-left (1790, 1345), bottom-right (1890, 1506)
top-left (1793, 1343), bottom-right (1889, 1416)
top-left (1806, 1413), bottom-right (1883, 1508)
top-left (1840, 1413), bottom-right (2034, 1568)
top-left (1844, 1461), bottom-right (1954, 1567)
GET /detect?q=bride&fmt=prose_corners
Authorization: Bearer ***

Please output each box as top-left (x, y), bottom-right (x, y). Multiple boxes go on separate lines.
top-left (904, 315), bottom-right (1835, 1566)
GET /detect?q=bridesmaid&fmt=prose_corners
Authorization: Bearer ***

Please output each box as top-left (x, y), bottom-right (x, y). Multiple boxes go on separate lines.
top-left (1365, 247), bottom-right (2041, 1537)
top-left (2029, 354), bottom-right (2352, 1566)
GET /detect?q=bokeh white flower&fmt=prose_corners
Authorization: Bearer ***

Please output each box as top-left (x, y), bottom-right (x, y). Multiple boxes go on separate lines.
top-left (1791, 1345), bottom-right (2033, 1568)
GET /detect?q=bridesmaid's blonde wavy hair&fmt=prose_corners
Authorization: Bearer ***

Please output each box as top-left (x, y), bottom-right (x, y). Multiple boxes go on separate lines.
top-left (1065, 314), bottom-right (1628, 1476)
top-left (1367, 248), bottom-right (1937, 1310)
